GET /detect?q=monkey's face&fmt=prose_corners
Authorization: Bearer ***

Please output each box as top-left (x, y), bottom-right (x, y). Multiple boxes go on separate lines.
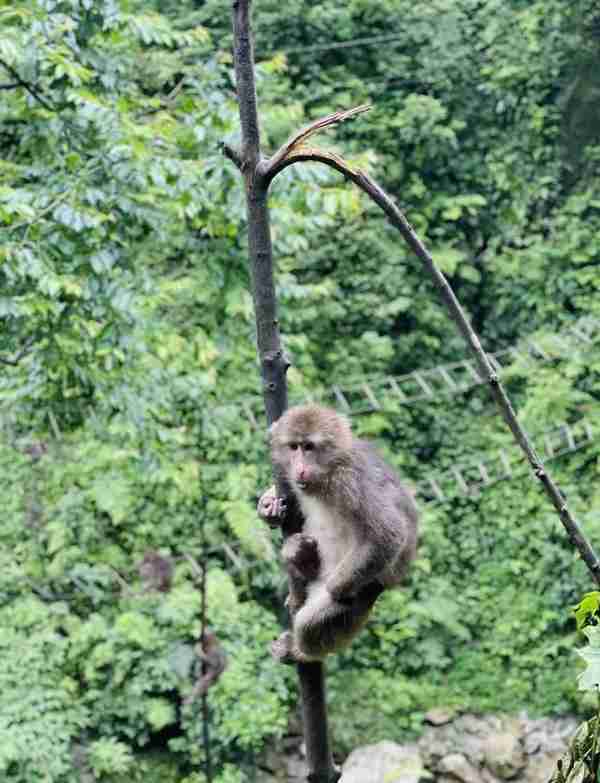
top-left (271, 405), bottom-right (353, 493)
top-left (286, 439), bottom-right (327, 491)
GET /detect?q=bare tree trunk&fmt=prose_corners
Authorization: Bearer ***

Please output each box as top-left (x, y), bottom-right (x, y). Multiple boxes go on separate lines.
top-left (228, 2), bottom-right (339, 781)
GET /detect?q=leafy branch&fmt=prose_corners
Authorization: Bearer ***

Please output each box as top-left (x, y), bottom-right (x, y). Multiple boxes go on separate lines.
top-left (0, 336), bottom-right (36, 367)
top-left (0, 57), bottom-right (56, 112)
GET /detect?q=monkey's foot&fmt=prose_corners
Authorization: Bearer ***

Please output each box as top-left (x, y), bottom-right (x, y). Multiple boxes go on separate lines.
top-left (270, 631), bottom-right (296, 665)
top-left (271, 631), bottom-right (320, 664)
top-left (257, 486), bottom-right (287, 527)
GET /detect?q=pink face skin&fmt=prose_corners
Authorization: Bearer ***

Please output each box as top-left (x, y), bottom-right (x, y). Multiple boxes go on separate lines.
top-left (288, 441), bottom-right (318, 488)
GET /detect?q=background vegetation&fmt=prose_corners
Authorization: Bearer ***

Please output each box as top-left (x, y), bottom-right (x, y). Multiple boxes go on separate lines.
top-left (1, 0), bottom-right (600, 780)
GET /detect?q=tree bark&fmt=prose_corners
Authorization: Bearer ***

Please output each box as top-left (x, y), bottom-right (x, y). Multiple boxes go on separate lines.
top-left (229, 2), bottom-right (339, 781)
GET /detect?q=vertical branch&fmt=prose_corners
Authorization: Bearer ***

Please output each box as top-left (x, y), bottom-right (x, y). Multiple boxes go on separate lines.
top-left (200, 539), bottom-right (213, 782)
top-left (232, 0), bottom-right (260, 168)
top-left (299, 665), bottom-right (336, 782)
top-left (187, 502), bottom-right (214, 782)
top-left (231, 0), bottom-right (287, 428)
top-left (228, 2), bottom-right (339, 781)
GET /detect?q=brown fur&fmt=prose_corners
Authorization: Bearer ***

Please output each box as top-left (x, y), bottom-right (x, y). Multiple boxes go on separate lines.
top-left (259, 404), bottom-right (418, 662)
top-left (184, 631), bottom-right (227, 704)
top-left (138, 551), bottom-right (173, 593)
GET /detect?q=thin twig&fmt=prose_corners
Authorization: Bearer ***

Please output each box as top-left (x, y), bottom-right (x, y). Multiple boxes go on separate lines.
top-left (10, 189), bottom-right (73, 234)
top-left (0, 336), bottom-right (36, 367)
top-left (0, 57), bottom-right (55, 111)
top-left (185, 530), bottom-right (214, 781)
top-left (221, 142), bottom-right (243, 171)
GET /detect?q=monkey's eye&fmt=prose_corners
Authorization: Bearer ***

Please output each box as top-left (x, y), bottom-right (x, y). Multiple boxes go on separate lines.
top-left (289, 442), bottom-right (299, 451)
top-left (303, 442), bottom-right (315, 452)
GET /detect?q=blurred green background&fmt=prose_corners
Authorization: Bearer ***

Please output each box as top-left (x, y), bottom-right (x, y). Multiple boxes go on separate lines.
top-left (1, 0), bottom-right (600, 780)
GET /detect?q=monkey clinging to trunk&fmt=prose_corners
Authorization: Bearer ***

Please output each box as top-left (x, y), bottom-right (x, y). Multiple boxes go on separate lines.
top-left (258, 404), bottom-right (418, 663)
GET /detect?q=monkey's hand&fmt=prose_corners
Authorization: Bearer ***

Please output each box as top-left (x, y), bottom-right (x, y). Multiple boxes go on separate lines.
top-left (325, 579), bottom-right (356, 605)
top-left (282, 533), bottom-right (320, 581)
top-left (257, 485), bottom-right (287, 528)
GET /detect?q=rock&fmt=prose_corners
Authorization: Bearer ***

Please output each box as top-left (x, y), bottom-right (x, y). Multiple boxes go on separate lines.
top-left (458, 714), bottom-right (500, 735)
top-left (459, 731), bottom-right (487, 766)
top-left (282, 735), bottom-right (301, 751)
top-left (520, 751), bottom-right (563, 783)
top-left (419, 714), bottom-right (489, 767)
top-left (482, 732), bottom-right (526, 779)
top-left (419, 726), bottom-right (453, 766)
top-left (522, 717), bottom-right (578, 755)
top-left (259, 747), bottom-right (283, 773)
top-left (340, 741), bottom-right (425, 783)
top-left (438, 753), bottom-right (482, 783)
top-left (426, 708), bottom-right (457, 726)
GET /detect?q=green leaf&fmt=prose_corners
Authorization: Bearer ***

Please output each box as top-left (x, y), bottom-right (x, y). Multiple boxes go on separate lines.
top-left (574, 592), bottom-right (600, 630)
top-left (114, 611), bottom-right (156, 649)
top-left (577, 626), bottom-right (600, 691)
top-left (89, 475), bottom-right (132, 524)
top-left (145, 697), bottom-right (176, 730)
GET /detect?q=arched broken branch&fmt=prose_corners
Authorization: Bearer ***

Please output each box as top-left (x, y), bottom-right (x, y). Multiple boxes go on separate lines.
top-left (262, 105), bottom-right (370, 179)
top-left (260, 106), bottom-right (600, 587)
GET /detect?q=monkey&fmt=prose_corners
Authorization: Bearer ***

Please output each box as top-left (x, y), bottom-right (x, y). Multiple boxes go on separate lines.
top-left (24, 441), bottom-right (48, 462)
top-left (184, 630), bottom-right (227, 704)
top-left (138, 550), bottom-right (173, 593)
top-left (257, 404), bottom-right (418, 663)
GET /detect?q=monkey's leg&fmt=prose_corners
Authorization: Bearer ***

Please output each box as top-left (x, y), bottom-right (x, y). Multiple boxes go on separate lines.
top-left (281, 533), bottom-right (320, 614)
top-left (270, 536), bottom-right (322, 664)
top-left (292, 581), bottom-right (384, 661)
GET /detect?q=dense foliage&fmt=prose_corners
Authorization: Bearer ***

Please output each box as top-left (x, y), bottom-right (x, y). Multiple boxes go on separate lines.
top-left (1, 0), bottom-right (600, 780)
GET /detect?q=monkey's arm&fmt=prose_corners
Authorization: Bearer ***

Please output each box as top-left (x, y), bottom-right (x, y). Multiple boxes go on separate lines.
top-left (282, 533), bottom-right (320, 613)
top-left (326, 469), bottom-right (398, 600)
